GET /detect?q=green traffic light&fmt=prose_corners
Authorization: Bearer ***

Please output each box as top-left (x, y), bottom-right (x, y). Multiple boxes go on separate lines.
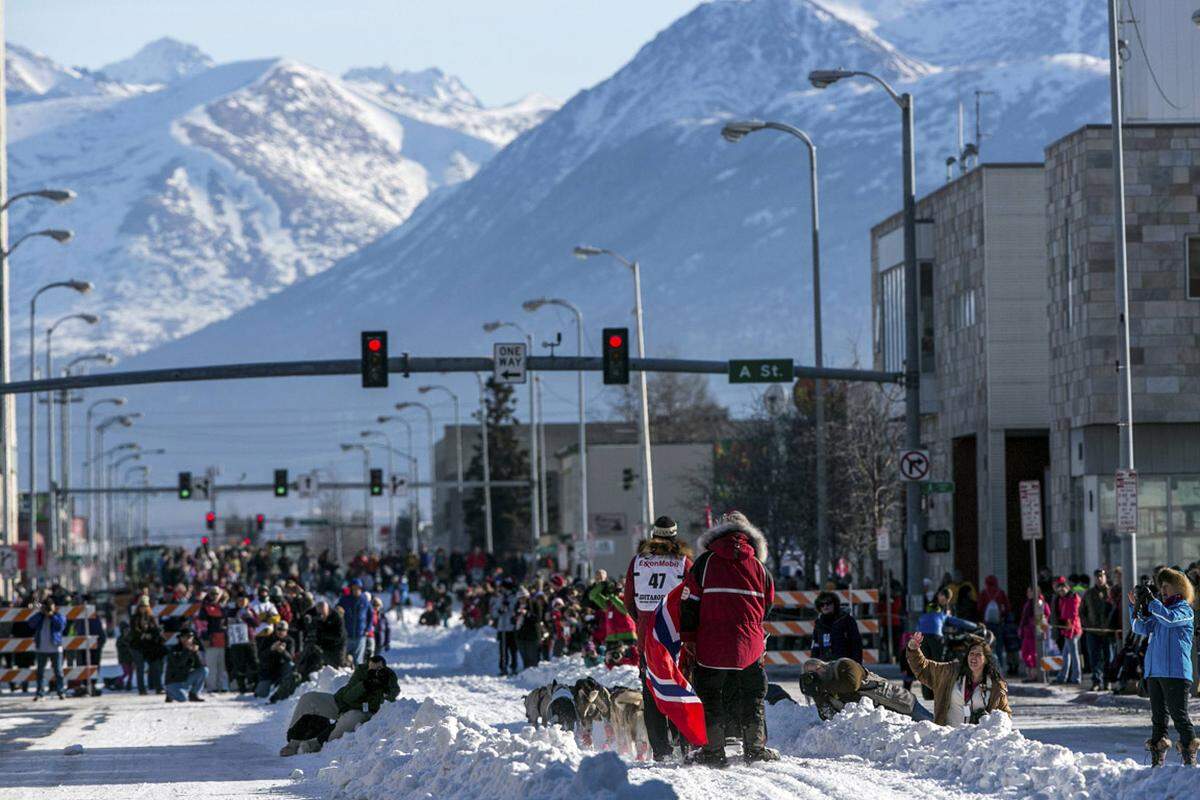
top-left (180, 490), bottom-right (190, 499)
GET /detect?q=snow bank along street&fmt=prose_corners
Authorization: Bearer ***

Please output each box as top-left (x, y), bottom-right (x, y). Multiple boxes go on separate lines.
top-left (3, 608), bottom-right (1196, 800)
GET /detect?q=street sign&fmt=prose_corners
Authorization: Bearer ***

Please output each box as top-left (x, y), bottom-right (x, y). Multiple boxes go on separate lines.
top-left (390, 474), bottom-right (408, 497)
top-left (493, 342), bottom-right (527, 385)
top-left (589, 512), bottom-right (627, 536)
top-left (297, 518), bottom-right (331, 527)
top-left (0, 546), bottom-right (16, 576)
top-left (875, 526), bottom-right (891, 555)
top-left (728, 359), bottom-right (794, 384)
top-left (898, 449), bottom-right (931, 481)
top-left (1116, 469), bottom-right (1138, 535)
top-left (296, 473), bottom-right (318, 498)
top-left (1019, 480), bottom-right (1043, 541)
top-left (921, 481), bottom-right (954, 495)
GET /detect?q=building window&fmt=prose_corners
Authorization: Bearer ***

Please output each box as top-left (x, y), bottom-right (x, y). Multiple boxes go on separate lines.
top-left (1098, 475), bottom-right (1198, 575)
top-left (1066, 217), bottom-right (1076, 327)
top-left (1188, 235), bottom-right (1200, 300)
top-left (920, 261), bottom-right (935, 373)
top-left (878, 265), bottom-right (904, 373)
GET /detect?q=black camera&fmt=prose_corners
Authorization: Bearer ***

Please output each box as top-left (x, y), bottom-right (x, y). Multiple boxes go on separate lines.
top-left (1134, 583), bottom-right (1157, 618)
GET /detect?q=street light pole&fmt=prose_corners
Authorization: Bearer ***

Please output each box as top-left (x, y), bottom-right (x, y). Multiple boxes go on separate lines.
top-left (395, 400), bottom-right (437, 549)
top-left (339, 443), bottom-right (372, 554)
top-left (573, 246), bottom-right (655, 533)
top-left (474, 373), bottom-right (495, 555)
top-left (418, 385), bottom-right (465, 549)
top-left (809, 68), bottom-right (923, 615)
top-left (481, 322), bottom-right (542, 550)
top-left (524, 297), bottom-right (590, 576)
top-left (1107, 0), bottom-right (1137, 626)
top-left (45, 313), bottom-right (99, 555)
top-left (377, 415), bottom-right (419, 553)
top-left (61, 355), bottom-right (114, 555)
top-left (360, 430), bottom-right (395, 550)
top-left (0, 178), bottom-right (74, 560)
top-left (86, 399), bottom-right (125, 557)
top-left (27, 278), bottom-right (90, 575)
top-left (721, 120), bottom-right (828, 580)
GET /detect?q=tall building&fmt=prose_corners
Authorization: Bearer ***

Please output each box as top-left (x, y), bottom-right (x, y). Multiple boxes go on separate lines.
top-left (872, 164), bottom-right (1051, 598)
top-left (1046, 123), bottom-right (1200, 578)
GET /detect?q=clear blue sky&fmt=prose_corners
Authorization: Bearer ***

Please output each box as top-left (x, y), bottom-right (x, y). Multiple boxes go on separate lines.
top-left (8, 0), bottom-right (704, 105)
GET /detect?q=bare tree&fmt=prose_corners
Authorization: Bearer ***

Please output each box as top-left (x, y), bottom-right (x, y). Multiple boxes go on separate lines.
top-left (608, 372), bottom-right (729, 443)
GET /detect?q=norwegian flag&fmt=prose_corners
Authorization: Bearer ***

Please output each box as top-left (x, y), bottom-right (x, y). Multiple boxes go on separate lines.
top-left (642, 582), bottom-right (707, 746)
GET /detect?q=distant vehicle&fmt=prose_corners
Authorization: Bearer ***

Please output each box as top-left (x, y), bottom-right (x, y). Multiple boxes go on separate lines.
top-left (125, 545), bottom-right (168, 589)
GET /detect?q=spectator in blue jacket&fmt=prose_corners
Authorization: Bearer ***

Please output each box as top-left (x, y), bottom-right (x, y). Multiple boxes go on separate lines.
top-left (1129, 568), bottom-right (1196, 767)
top-left (339, 580), bottom-right (371, 665)
top-left (915, 589), bottom-right (982, 661)
top-left (29, 598), bottom-right (66, 701)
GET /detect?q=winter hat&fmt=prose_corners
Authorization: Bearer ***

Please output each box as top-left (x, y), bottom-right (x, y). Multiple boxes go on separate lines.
top-left (1053, 575), bottom-right (1069, 587)
top-left (651, 516), bottom-right (678, 539)
top-left (722, 510), bottom-right (752, 530)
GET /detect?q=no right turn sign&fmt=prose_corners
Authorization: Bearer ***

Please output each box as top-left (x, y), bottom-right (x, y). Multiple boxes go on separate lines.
top-left (897, 449), bottom-right (930, 482)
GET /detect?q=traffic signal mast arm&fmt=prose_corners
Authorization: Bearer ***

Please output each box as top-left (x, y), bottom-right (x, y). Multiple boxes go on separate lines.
top-left (0, 355), bottom-right (901, 395)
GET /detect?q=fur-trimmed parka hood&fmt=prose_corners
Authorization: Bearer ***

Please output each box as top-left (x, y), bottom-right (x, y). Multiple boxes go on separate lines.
top-left (635, 536), bottom-right (693, 559)
top-left (698, 512), bottom-right (767, 562)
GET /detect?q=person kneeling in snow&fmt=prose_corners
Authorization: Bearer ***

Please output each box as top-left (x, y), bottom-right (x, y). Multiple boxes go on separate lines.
top-left (799, 658), bottom-right (931, 722)
top-left (906, 632), bottom-right (1010, 726)
top-left (280, 654), bottom-right (400, 756)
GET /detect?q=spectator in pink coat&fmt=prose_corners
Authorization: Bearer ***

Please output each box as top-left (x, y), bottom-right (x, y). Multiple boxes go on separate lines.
top-left (1053, 576), bottom-right (1083, 684)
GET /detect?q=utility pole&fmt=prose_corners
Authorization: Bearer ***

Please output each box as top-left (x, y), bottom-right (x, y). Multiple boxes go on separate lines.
top-left (0, 11), bottom-right (14, 565)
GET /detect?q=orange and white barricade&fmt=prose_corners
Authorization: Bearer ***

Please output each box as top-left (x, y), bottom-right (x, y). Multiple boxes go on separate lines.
top-left (763, 589), bottom-right (882, 668)
top-left (0, 666), bottom-right (98, 684)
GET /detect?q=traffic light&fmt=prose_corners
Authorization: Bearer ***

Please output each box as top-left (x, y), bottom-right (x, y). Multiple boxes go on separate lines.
top-left (274, 469), bottom-right (288, 497)
top-left (370, 468), bottom-right (384, 496)
top-left (622, 467), bottom-right (635, 491)
top-left (205, 511), bottom-right (216, 531)
top-left (361, 330), bottom-right (388, 388)
top-left (602, 327), bottom-right (630, 385)
top-left (255, 514), bottom-right (265, 532)
top-left (242, 537), bottom-right (252, 546)
top-left (923, 530), bottom-right (952, 554)
top-left (201, 536), bottom-right (209, 545)
top-left (178, 471), bottom-right (192, 500)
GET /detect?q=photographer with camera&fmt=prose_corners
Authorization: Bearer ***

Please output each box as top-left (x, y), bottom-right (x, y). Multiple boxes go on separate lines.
top-left (1128, 568), bottom-right (1196, 767)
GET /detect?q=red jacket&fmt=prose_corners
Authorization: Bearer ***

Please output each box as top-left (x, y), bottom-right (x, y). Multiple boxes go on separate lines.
top-left (681, 516), bottom-right (773, 670)
top-left (622, 537), bottom-right (694, 648)
top-left (977, 575), bottom-right (1009, 623)
top-left (1055, 591), bottom-right (1082, 639)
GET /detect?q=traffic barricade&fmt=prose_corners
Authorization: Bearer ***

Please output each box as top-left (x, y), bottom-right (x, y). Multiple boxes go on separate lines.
top-left (0, 605), bottom-right (100, 693)
top-left (765, 589), bottom-right (881, 667)
top-left (154, 603), bottom-right (201, 646)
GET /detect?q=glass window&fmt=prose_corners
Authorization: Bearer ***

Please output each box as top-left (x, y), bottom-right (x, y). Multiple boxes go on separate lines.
top-left (1066, 217), bottom-right (1075, 327)
top-left (878, 265), bottom-right (904, 373)
top-left (1098, 477), bottom-right (1120, 572)
top-left (1137, 478), bottom-right (1169, 579)
top-left (1170, 476), bottom-right (1200, 566)
top-left (1189, 236), bottom-right (1200, 300)
top-left (920, 262), bottom-right (935, 373)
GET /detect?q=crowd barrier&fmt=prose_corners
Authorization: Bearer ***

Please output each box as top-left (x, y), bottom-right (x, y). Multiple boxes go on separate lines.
top-left (765, 589), bottom-right (882, 666)
top-left (0, 604), bottom-right (98, 691)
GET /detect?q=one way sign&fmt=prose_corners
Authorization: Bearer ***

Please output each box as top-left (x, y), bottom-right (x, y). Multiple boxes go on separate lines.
top-left (493, 342), bottom-right (527, 385)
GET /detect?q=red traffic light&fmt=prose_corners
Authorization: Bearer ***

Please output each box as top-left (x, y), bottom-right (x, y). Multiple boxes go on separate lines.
top-left (201, 536), bottom-right (209, 545)
top-left (205, 512), bottom-right (215, 522)
top-left (242, 537), bottom-right (251, 546)
top-left (256, 514), bottom-right (265, 524)
top-left (367, 337), bottom-right (383, 352)
top-left (608, 334), bottom-right (624, 348)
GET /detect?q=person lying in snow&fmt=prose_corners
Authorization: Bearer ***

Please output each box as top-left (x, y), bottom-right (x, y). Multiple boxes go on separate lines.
top-left (799, 657), bottom-right (932, 722)
top-left (906, 632), bottom-right (1011, 726)
top-left (280, 654), bottom-right (400, 756)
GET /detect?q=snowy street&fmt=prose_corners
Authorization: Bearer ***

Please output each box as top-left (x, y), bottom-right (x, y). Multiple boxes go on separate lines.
top-left (1, 609), bottom-right (1196, 800)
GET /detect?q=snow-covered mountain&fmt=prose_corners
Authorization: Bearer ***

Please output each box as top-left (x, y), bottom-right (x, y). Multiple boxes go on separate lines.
top-left (4, 42), bottom-right (557, 358)
top-left (100, 37), bottom-right (215, 86)
top-left (136, 0), bottom-right (1108, 374)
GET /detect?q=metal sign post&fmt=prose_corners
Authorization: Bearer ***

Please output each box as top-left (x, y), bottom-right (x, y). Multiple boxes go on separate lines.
top-left (1019, 480), bottom-right (1046, 681)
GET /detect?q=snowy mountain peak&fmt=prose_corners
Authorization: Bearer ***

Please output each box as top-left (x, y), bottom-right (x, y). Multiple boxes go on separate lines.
top-left (100, 37), bottom-right (215, 85)
top-left (343, 65), bottom-right (481, 108)
top-left (5, 42), bottom-right (140, 102)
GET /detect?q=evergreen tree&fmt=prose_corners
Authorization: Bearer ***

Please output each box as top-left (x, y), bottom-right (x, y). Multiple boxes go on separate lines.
top-left (464, 378), bottom-right (531, 557)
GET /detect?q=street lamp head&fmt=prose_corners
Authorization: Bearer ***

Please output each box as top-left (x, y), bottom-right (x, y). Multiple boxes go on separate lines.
top-left (522, 299), bottom-right (547, 312)
top-left (961, 142), bottom-right (979, 159)
top-left (78, 313), bottom-right (100, 325)
top-left (1193, 8), bottom-right (1200, 27)
top-left (808, 69), bottom-right (853, 89)
top-left (721, 120), bottom-right (766, 143)
top-left (40, 189), bottom-right (76, 204)
top-left (67, 279), bottom-right (91, 293)
top-left (395, 402), bottom-right (412, 411)
top-left (359, 430), bottom-right (374, 438)
top-left (573, 245), bottom-right (603, 260)
top-left (340, 443), bottom-right (359, 452)
top-left (481, 321), bottom-right (502, 333)
top-left (417, 385), bottom-right (434, 394)
top-left (376, 415), bottom-right (393, 424)
top-left (45, 229), bottom-right (74, 244)
top-left (112, 397), bottom-right (126, 405)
